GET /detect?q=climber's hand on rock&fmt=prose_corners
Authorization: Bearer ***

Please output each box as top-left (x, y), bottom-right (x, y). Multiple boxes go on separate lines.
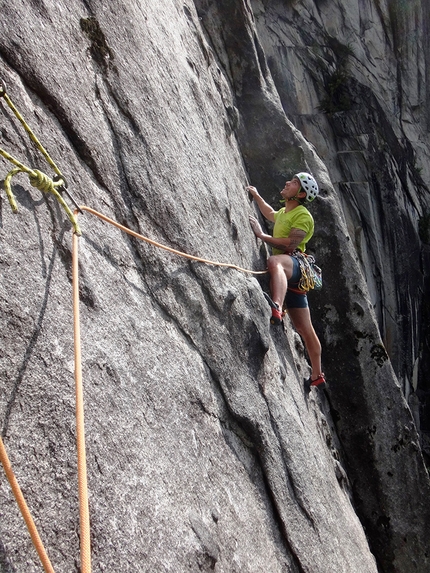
top-left (249, 215), bottom-right (263, 238)
top-left (246, 185), bottom-right (259, 199)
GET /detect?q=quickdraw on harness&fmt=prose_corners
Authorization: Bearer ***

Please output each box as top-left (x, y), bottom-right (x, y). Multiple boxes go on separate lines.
top-left (290, 250), bottom-right (322, 293)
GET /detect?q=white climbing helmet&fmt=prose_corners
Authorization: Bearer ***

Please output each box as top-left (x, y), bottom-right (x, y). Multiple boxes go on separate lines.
top-left (294, 172), bottom-right (319, 202)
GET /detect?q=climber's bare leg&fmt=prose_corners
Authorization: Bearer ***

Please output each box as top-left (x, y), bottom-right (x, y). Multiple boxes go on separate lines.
top-left (267, 254), bottom-right (294, 309)
top-left (288, 307), bottom-right (322, 380)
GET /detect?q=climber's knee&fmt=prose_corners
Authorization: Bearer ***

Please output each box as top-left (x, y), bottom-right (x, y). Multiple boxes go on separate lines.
top-left (267, 254), bottom-right (294, 279)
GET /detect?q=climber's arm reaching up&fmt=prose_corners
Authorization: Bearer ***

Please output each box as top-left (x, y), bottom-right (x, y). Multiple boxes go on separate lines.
top-left (246, 186), bottom-right (275, 222)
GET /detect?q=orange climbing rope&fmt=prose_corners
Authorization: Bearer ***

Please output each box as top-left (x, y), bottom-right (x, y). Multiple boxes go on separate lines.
top-left (0, 436), bottom-right (55, 573)
top-left (78, 205), bottom-right (268, 275)
top-left (72, 231), bottom-right (92, 573)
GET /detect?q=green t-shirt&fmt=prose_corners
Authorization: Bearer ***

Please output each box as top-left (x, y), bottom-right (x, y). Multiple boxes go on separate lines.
top-left (272, 205), bottom-right (314, 255)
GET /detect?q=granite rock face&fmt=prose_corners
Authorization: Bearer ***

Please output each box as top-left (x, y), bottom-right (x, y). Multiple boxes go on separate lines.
top-left (0, 1), bottom-right (429, 573)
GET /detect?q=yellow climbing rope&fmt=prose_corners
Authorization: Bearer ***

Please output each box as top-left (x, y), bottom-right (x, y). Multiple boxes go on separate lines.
top-left (0, 81), bottom-right (81, 235)
top-left (0, 79), bottom-right (265, 275)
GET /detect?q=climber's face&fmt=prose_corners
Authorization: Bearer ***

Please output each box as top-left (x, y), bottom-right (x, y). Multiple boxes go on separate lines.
top-left (280, 178), bottom-right (301, 200)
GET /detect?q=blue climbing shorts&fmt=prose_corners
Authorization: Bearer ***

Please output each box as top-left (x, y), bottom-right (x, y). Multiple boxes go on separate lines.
top-left (285, 256), bottom-right (308, 309)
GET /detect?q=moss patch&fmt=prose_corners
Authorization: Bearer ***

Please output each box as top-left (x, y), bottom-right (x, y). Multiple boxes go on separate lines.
top-left (80, 17), bottom-right (114, 71)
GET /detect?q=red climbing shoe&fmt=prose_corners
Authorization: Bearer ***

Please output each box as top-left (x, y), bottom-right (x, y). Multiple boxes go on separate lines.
top-left (263, 293), bottom-right (283, 325)
top-left (270, 306), bottom-right (283, 325)
top-left (309, 374), bottom-right (326, 389)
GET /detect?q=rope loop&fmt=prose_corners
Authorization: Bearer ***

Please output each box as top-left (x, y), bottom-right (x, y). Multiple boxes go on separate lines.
top-left (29, 169), bottom-right (54, 193)
top-left (4, 167), bottom-right (22, 212)
top-left (2, 166), bottom-right (82, 235)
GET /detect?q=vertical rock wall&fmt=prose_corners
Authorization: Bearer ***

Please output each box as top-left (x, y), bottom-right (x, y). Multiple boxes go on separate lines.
top-left (0, 1), bottom-right (429, 572)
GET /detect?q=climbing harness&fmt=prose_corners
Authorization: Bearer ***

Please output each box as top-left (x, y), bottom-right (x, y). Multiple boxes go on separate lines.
top-left (291, 250), bottom-right (322, 292)
top-left (0, 82), bottom-right (268, 573)
top-left (0, 79), bottom-right (82, 235)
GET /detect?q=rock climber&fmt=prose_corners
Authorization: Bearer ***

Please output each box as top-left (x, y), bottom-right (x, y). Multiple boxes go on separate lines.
top-left (247, 173), bottom-right (325, 389)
